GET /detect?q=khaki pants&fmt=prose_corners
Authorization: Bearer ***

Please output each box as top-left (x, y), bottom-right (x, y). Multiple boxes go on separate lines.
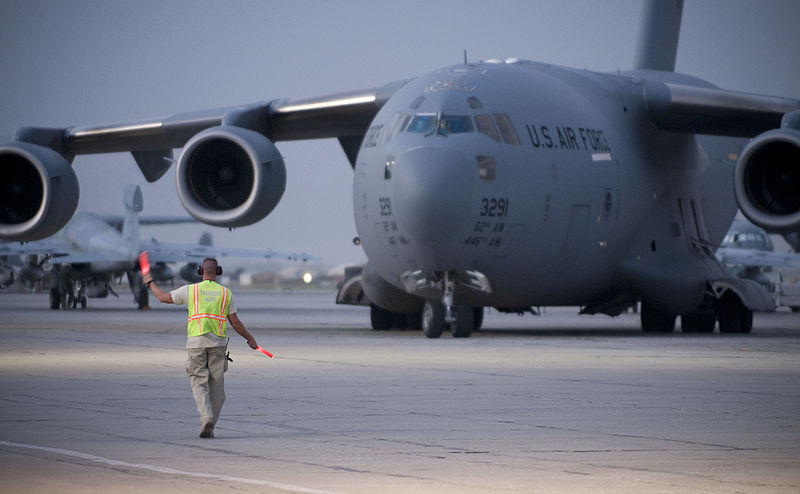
top-left (186, 347), bottom-right (227, 425)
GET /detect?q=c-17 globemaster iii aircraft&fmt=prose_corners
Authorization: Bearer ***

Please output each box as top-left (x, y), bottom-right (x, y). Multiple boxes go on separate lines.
top-left (1, 1), bottom-right (798, 335)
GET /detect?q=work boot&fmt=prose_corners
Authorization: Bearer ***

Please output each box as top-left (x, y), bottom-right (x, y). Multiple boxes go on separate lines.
top-left (199, 421), bottom-right (215, 439)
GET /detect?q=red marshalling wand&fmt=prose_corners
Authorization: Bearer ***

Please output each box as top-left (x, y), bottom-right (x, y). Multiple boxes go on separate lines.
top-left (138, 251), bottom-right (150, 275)
top-left (256, 346), bottom-right (274, 358)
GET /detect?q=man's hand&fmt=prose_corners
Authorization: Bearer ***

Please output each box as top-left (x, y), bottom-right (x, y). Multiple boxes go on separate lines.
top-left (246, 336), bottom-right (258, 350)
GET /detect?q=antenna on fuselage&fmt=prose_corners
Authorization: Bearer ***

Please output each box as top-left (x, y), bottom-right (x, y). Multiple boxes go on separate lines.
top-left (463, 49), bottom-right (468, 64)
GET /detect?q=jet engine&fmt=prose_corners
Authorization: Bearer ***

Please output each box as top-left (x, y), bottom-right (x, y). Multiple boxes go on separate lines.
top-left (176, 126), bottom-right (286, 227)
top-left (0, 142), bottom-right (79, 241)
top-left (734, 128), bottom-right (800, 232)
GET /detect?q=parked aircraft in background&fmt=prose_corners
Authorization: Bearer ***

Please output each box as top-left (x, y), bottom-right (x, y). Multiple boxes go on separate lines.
top-left (717, 218), bottom-right (800, 312)
top-left (0, 260), bottom-right (14, 288)
top-left (2, 1), bottom-right (798, 334)
top-left (0, 185), bottom-right (312, 309)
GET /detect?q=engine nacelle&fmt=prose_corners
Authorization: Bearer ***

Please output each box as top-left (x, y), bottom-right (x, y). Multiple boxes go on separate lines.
top-left (0, 142), bottom-right (79, 241)
top-left (176, 126), bottom-right (286, 227)
top-left (734, 128), bottom-right (800, 232)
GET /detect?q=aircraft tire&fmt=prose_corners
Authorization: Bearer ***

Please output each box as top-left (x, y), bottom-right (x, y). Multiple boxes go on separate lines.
top-left (137, 287), bottom-right (149, 309)
top-left (406, 312), bottom-right (422, 330)
top-left (641, 303), bottom-right (676, 333)
top-left (49, 288), bottom-right (60, 310)
top-left (718, 293), bottom-right (753, 334)
top-left (449, 305), bottom-right (473, 338)
top-left (422, 300), bottom-right (444, 338)
top-left (80, 295), bottom-right (87, 310)
top-left (680, 312), bottom-right (716, 333)
top-left (370, 304), bottom-right (393, 330)
top-left (473, 307), bottom-right (484, 331)
top-left (791, 307), bottom-right (799, 313)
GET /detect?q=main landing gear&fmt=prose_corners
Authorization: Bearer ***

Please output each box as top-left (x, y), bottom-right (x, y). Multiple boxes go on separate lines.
top-left (640, 292), bottom-right (753, 334)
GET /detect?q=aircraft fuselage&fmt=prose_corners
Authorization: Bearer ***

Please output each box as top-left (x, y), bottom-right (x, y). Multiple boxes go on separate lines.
top-left (354, 60), bottom-right (733, 313)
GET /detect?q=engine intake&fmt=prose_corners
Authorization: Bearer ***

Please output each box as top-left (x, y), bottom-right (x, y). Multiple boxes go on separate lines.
top-left (176, 126), bottom-right (286, 227)
top-left (0, 142), bottom-right (79, 241)
top-left (734, 128), bottom-right (800, 232)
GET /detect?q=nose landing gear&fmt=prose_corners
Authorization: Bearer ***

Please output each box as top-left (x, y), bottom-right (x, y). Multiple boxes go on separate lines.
top-left (421, 271), bottom-right (478, 338)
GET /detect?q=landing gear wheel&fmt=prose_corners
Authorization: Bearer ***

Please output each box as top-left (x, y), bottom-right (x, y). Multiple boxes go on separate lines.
top-left (49, 289), bottom-right (60, 310)
top-left (718, 293), bottom-right (753, 334)
top-left (641, 303), bottom-right (676, 333)
top-left (422, 300), bottom-right (445, 338)
top-left (449, 305), bottom-right (474, 338)
top-left (80, 295), bottom-right (88, 310)
top-left (137, 287), bottom-right (149, 309)
top-left (473, 307), bottom-right (484, 331)
top-left (370, 304), bottom-right (393, 330)
top-left (406, 312), bottom-right (422, 331)
top-left (680, 312), bottom-right (716, 333)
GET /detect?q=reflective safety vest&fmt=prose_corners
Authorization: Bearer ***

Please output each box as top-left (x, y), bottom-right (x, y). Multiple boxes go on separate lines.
top-left (187, 280), bottom-right (231, 338)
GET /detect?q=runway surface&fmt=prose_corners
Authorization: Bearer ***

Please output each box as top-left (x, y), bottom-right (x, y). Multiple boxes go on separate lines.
top-left (1, 289), bottom-right (799, 493)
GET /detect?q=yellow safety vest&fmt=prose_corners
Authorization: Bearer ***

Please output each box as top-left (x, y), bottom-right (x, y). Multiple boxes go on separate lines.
top-left (187, 280), bottom-right (231, 338)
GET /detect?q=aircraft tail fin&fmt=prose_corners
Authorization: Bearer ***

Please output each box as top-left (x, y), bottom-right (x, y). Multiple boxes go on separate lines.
top-left (122, 185), bottom-right (142, 247)
top-left (633, 0), bottom-right (684, 71)
top-left (199, 232), bottom-right (213, 246)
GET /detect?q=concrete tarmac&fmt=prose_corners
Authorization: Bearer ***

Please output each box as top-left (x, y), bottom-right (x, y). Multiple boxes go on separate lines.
top-left (1, 290), bottom-right (799, 493)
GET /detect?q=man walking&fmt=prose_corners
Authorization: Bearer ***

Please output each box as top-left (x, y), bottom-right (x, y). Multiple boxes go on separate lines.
top-left (143, 257), bottom-right (258, 438)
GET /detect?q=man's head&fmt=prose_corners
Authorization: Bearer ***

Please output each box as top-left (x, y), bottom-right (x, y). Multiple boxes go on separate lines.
top-left (197, 258), bottom-right (222, 280)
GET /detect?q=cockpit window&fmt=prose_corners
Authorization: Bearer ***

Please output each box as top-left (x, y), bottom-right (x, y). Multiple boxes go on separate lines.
top-left (474, 114), bottom-right (500, 142)
top-left (437, 115), bottom-right (474, 135)
top-left (407, 114), bottom-right (437, 134)
top-left (381, 113), bottom-right (412, 144)
top-left (494, 114), bottom-right (521, 145)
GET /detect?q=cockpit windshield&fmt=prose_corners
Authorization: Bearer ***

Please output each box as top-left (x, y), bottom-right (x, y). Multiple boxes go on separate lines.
top-left (437, 115), bottom-right (474, 135)
top-left (406, 114), bottom-right (437, 134)
top-left (406, 114), bottom-right (475, 136)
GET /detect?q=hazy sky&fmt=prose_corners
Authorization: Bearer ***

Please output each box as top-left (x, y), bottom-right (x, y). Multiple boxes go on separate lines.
top-left (1, 0), bottom-right (799, 268)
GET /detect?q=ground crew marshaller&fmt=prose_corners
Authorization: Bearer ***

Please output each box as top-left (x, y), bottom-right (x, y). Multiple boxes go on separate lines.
top-left (142, 257), bottom-right (258, 438)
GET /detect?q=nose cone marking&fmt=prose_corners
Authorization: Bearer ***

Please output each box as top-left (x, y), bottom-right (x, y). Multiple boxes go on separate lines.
top-left (393, 147), bottom-right (474, 245)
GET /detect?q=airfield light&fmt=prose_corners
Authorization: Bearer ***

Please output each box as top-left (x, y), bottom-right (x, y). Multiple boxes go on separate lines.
top-left (302, 272), bottom-right (313, 284)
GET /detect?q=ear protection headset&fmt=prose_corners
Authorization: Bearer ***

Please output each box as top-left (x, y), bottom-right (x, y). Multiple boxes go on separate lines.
top-left (197, 258), bottom-right (223, 276)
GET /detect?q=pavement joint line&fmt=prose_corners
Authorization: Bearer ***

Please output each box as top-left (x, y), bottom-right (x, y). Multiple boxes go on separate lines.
top-left (0, 440), bottom-right (348, 494)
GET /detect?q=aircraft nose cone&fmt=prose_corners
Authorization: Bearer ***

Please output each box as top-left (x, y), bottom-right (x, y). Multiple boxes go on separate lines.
top-left (393, 147), bottom-right (474, 245)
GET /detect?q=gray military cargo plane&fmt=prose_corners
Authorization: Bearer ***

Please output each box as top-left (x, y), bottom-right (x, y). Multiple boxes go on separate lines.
top-left (1, 1), bottom-right (798, 335)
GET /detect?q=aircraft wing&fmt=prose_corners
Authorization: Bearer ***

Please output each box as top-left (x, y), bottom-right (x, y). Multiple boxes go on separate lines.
top-left (15, 80), bottom-right (411, 180)
top-left (101, 215), bottom-right (196, 231)
top-left (0, 239), bottom-right (140, 264)
top-left (716, 246), bottom-right (800, 268)
top-left (643, 81), bottom-right (800, 137)
top-left (142, 239), bottom-right (318, 264)
top-left (0, 239), bottom-right (73, 258)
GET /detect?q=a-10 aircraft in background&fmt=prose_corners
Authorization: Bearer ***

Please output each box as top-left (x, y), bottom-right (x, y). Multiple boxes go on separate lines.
top-left (1, 0), bottom-right (799, 335)
top-left (716, 218), bottom-right (800, 312)
top-left (0, 185), bottom-right (313, 309)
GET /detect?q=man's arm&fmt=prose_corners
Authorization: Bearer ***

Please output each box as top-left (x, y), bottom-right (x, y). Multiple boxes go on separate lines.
top-left (228, 312), bottom-right (258, 349)
top-left (142, 272), bottom-right (173, 304)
